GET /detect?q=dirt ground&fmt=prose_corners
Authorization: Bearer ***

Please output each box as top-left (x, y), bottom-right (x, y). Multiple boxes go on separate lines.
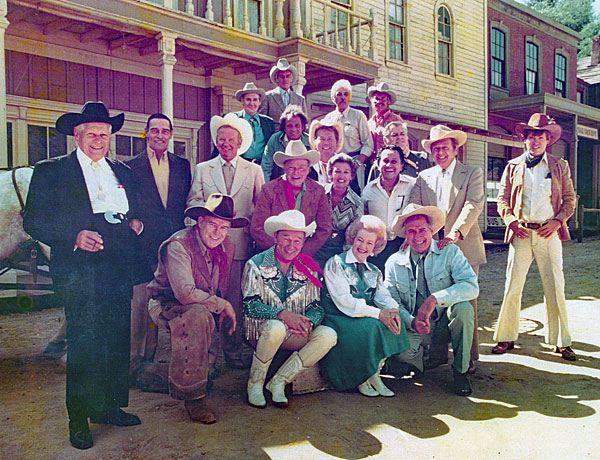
top-left (1, 238), bottom-right (600, 460)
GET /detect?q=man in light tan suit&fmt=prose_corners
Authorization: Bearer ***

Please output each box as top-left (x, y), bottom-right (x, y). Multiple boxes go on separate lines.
top-left (409, 125), bottom-right (486, 373)
top-left (187, 113), bottom-right (265, 369)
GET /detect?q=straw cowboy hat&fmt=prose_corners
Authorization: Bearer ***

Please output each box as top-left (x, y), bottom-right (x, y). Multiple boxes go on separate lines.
top-left (55, 101), bottom-right (124, 135)
top-left (273, 140), bottom-right (320, 168)
top-left (185, 193), bottom-right (249, 228)
top-left (421, 124), bottom-right (467, 154)
top-left (308, 119), bottom-right (344, 154)
top-left (366, 82), bottom-right (397, 105)
top-left (514, 113), bottom-right (562, 146)
top-left (210, 113), bottom-right (253, 155)
top-left (391, 203), bottom-right (445, 238)
top-left (264, 210), bottom-right (316, 238)
top-left (270, 58), bottom-right (298, 85)
top-left (235, 82), bottom-right (266, 102)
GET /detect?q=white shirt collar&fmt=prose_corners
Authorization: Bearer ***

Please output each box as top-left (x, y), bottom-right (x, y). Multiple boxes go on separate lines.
top-left (218, 154), bottom-right (238, 168)
top-left (441, 158), bottom-right (457, 176)
top-left (76, 147), bottom-right (109, 169)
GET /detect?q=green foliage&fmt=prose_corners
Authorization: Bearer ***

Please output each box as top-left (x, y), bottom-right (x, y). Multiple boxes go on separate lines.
top-left (526, 0), bottom-right (599, 57)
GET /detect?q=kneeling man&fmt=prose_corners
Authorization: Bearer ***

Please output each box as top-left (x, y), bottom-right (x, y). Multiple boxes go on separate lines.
top-left (243, 210), bottom-right (337, 408)
top-left (147, 194), bottom-right (246, 423)
top-left (385, 204), bottom-right (478, 396)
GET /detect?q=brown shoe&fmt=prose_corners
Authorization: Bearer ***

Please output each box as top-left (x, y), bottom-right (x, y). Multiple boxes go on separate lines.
top-left (184, 399), bottom-right (216, 424)
top-left (492, 341), bottom-right (514, 354)
top-left (556, 346), bottom-right (577, 361)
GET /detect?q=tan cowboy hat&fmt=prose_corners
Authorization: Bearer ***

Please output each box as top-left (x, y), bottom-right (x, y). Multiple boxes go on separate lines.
top-left (366, 82), bottom-right (397, 105)
top-left (264, 210), bottom-right (316, 238)
top-left (270, 58), bottom-right (298, 85)
top-left (514, 113), bottom-right (562, 146)
top-left (273, 140), bottom-right (320, 168)
top-left (421, 125), bottom-right (467, 154)
top-left (391, 204), bottom-right (445, 238)
top-left (185, 193), bottom-right (249, 228)
top-left (210, 113), bottom-right (253, 155)
top-left (308, 119), bottom-right (344, 154)
top-left (235, 82), bottom-right (266, 102)
top-left (56, 101), bottom-right (124, 135)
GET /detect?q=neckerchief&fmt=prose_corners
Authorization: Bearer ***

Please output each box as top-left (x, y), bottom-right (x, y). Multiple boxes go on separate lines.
top-left (275, 249), bottom-right (323, 288)
top-left (525, 152), bottom-right (544, 168)
top-left (282, 178), bottom-right (302, 210)
top-left (208, 245), bottom-right (227, 284)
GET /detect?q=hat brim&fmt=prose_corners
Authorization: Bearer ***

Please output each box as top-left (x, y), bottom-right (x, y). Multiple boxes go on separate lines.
top-left (264, 219), bottom-right (317, 238)
top-left (235, 88), bottom-right (266, 102)
top-left (391, 206), bottom-right (445, 238)
top-left (55, 112), bottom-right (124, 136)
top-left (185, 206), bottom-right (249, 228)
top-left (421, 130), bottom-right (467, 154)
top-left (210, 115), bottom-right (253, 155)
top-left (367, 88), bottom-right (397, 106)
top-left (273, 149), bottom-right (320, 168)
top-left (514, 123), bottom-right (562, 146)
top-left (308, 121), bottom-right (344, 154)
top-left (270, 64), bottom-right (299, 86)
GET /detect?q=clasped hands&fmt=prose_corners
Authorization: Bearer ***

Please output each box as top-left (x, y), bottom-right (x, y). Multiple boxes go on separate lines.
top-left (75, 219), bottom-right (144, 252)
top-left (378, 308), bottom-right (402, 335)
top-left (411, 295), bottom-right (438, 335)
top-left (277, 309), bottom-right (313, 337)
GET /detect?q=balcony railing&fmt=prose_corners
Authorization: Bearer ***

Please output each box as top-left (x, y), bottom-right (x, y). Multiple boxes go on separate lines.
top-left (145, 0), bottom-right (375, 60)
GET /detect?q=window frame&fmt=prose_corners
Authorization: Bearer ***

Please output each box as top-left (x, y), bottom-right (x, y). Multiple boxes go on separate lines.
top-left (435, 4), bottom-right (454, 77)
top-left (554, 50), bottom-right (568, 98)
top-left (387, 0), bottom-right (407, 64)
top-left (525, 36), bottom-right (542, 95)
top-left (490, 25), bottom-right (508, 89)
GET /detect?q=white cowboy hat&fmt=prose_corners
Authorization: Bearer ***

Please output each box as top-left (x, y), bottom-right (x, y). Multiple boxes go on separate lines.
top-left (308, 119), bottom-right (344, 154)
top-left (514, 113), bottom-right (562, 146)
top-left (264, 210), bottom-right (316, 238)
top-left (391, 203), bottom-right (445, 238)
top-left (185, 193), bottom-right (248, 228)
top-left (273, 140), bottom-right (320, 168)
top-left (366, 82), bottom-right (397, 105)
top-left (421, 124), bottom-right (467, 154)
top-left (270, 58), bottom-right (298, 85)
top-left (210, 113), bottom-right (253, 155)
top-left (235, 82), bottom-right (266, 102)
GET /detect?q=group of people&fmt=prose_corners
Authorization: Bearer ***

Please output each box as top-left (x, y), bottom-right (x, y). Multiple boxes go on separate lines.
top-left (22, 57), bottom-right (578, 450)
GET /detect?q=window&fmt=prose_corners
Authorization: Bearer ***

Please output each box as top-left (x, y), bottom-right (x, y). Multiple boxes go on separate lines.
top-left (437, 6), bottom-right (452, 75)
top-left (116, 135), bottom-right (147, 161)
top-left (331, 0), bottom-right (351, 48)
top-left (491, 28), bottom-right (506, 88)
top-left (525, 41), bottom-right (539, 95)
top-left (555, 53), bottom-right (567, 98)
top-left (27, 125), bottom-right (67, 166)
top-left (388, 0), bottom-right (405, 62)
top-left (237, 0), bottom-right (260, 34)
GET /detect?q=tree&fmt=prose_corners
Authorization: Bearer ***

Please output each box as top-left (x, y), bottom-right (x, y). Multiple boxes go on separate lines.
top-left (527, 0), bottom-right (600, 57)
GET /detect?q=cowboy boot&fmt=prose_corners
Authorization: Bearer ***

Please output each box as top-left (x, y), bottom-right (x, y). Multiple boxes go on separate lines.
top-left (265, 351), bottom-right (303, 407)
top-left (367, 359), bottom-right (394, 397)
top-left (247, 353), bottom-right (271, 408)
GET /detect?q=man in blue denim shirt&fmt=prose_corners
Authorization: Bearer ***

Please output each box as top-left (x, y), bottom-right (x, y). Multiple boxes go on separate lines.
top-left (384, 204), bottom-right (478, 396)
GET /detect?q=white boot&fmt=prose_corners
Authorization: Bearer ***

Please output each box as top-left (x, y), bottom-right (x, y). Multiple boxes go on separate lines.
top-left (357, 380), bottom-right (379, 397)
top-left (265, 352), bottom-right (303, 407)
top-left (368, 360), bottom-right (394, 397)
top-left (247, 353), bottom-right (271, 408)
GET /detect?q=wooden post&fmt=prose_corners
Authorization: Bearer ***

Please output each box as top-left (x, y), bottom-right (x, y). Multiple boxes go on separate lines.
top-left (578, 202), bottom-right (584, 243)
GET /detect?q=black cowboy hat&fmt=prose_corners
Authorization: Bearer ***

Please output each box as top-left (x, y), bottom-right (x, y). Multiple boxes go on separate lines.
top-left (55, 101), bottom-right (125, 135)
top-left (185, 193), bottom-right (249, 228)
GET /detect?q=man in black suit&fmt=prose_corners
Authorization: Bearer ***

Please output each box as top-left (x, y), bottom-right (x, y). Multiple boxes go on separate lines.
top-left (23, 102), bottom-right (147, 449)
top-left (125, 113), bottom-right (191, 387)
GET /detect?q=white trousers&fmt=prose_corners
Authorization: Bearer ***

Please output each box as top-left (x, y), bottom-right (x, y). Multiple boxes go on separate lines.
top-left (493, 232), bottom-right (571, 347)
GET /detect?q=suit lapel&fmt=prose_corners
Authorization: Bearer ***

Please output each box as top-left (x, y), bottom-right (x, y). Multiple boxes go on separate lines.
top-left (273, 92), bottom-right (285, 112)
top-left (230, 157), bottom-right (246, 197)
top-left (209, 157), bottom-right (228, 193)
top-left (448, 162), bottom-right (468, 213)
top-left (140, 154), bottom-right (167, 210)
top-left (424, 167), bottom-right (440, 206)
top-left (66, 151), bottom-right (93, 217)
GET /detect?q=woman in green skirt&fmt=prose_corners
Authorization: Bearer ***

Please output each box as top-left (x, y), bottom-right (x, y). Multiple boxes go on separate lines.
top-left (321, 215), bottom-right (409, 396)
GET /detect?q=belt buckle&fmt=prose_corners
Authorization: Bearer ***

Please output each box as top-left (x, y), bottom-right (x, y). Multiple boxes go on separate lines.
top-left (104, 211), bottom-right (126, 224)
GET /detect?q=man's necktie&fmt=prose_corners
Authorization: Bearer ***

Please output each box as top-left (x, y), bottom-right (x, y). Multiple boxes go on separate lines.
top-left (416, 255), bottom-right (429, 308)
top-left (282, 90), bottom-right (289, 107)
top-left (223, 162), bottom-right (234, 195)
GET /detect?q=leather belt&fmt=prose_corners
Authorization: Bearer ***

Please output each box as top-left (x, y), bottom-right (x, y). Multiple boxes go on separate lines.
top-left (522, 222), bottom-right (544, 229)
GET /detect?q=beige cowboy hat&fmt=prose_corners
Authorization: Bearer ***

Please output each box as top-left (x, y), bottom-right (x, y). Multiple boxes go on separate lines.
top-left (391, 203), bottom-right (445, 238)
top-left (264, 210), bottom-right (316, 238)
top-left (210, 113), bottom-right (253, 155)
top-left (366, 82), bottom-right (397, 105)
top-left (270, 58), bottom-right (298, 85)
top-left (185, 193), bottom-right (249, 228)
top-left (235, 82), bottom-right (266, 102)
top-left (273, 140), bottom-right (320, 168)
top-left (421, 124), bottom-right (467, 154)
top-left (514, 113), bottom-right (562, 146)
top-left (56, 101), bottom-right (124, 135)
top-left (308, 119), bottom-right (344, 154)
